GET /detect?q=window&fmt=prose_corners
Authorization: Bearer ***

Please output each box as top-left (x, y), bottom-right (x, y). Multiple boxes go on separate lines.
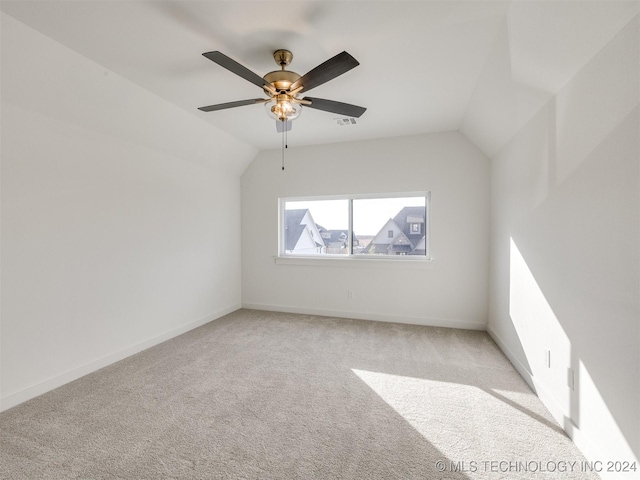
top-left (282, 199), bottom-right (348, 255)
top-left (280, 193), bottom-right (429, 258)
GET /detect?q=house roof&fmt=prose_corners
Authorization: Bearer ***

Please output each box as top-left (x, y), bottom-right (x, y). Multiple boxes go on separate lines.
top-left (406, 215), bottom-right (424, 224)
top-left (363, 206), bottom-right (427, 254)
top-left (318, 229), bottom-right (355, 244)
top-left (391, 230), bottom-right (412, 248)
top-left (393, 206), bottom-right (426, 247)
top-left (284, 209), bottom-right (310, 251)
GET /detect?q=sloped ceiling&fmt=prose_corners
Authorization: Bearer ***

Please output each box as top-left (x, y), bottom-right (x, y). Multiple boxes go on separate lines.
top-left (1, 1), bottom-right (638, 157)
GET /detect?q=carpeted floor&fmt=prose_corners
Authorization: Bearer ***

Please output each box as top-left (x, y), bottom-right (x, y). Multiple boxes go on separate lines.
top-left (0, 309), bottom-right (597, 479)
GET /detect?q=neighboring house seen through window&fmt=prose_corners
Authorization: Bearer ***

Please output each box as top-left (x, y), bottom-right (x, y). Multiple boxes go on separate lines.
top-left (281, 194), bottom-right (428, 257)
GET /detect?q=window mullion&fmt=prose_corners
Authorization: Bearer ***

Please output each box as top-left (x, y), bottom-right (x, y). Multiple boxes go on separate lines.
top-left (348, 198), bottom-right (354, 256)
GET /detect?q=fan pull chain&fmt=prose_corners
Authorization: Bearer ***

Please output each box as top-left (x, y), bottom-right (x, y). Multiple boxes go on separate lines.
top-left (281, 120), bottom-right (285, 170)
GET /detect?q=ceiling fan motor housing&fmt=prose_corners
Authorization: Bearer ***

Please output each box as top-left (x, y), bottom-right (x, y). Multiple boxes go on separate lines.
top-left (263, 49), bottom-right (300, 93)
top-left (263, 70), bottom-right (300, 93)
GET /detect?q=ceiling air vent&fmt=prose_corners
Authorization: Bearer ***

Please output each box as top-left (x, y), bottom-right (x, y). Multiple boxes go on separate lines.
top-left (336, 117), bottom-right (358, 126)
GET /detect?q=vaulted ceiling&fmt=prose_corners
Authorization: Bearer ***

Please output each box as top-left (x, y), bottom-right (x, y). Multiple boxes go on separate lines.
top-left (2, 1), bottom-right (638, 156)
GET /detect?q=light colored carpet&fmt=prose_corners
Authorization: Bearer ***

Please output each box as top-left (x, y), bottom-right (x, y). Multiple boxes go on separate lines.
top-left (1, 309), bottom-right (597, 479)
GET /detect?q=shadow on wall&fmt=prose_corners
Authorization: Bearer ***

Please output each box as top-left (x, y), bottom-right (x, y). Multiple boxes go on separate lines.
top-left (507, 103), bottom-right (640, 461)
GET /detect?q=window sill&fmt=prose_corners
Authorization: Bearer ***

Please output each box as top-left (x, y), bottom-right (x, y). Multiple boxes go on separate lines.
top-left (274, 255), bottom-right (434, 269)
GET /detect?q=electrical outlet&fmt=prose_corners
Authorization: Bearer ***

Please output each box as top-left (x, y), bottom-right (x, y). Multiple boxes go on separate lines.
top-left (348, 290), bottom-right (355, 300)
top-left (545, 349), bottom-right (551, 368)
top-left (567, 368), bottom-right (575, 391)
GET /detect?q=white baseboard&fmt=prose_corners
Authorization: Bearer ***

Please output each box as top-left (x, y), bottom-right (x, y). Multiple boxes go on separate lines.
top-left (0, 304), bottom-right (240, 412)
top-left (241, 302), bottom-right (487, 331)
top-left (486, 325), bottom-right (535, 391)
top-left (530, 375), bottom-right (619, 479)
top-left (488, 326), bottom-right (572, 433)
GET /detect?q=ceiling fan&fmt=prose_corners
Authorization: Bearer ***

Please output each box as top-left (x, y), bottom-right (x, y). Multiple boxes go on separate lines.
top-left (198, 49), bottom-right (366, 130)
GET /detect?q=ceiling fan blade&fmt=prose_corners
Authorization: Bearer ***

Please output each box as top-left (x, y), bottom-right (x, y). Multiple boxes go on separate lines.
top-left (290, 51), bottom-right (359, 93)
top-left (198, 98), bottom-right (266, 112)
top-left (302, 97), bottom-right (367, 118)
top-left (202, 51), bottom-right (272, 90)
top-left (276, 120), bottom-right (292, 133)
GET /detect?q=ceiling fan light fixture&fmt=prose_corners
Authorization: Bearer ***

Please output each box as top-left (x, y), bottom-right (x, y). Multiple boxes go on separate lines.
top-left (265, 95), bottom-right (302, 122)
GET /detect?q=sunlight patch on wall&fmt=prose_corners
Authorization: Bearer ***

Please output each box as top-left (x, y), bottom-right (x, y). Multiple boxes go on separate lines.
top-left (508, 237), bottom-right (571, 415)
top-left (578, 360), bottom-right (638, 464)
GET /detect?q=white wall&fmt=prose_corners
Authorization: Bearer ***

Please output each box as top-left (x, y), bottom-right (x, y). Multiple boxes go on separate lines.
top-left (242, 132), bottom-right (490, 329)
top-left (488, 15), bottom-right (639, 473)
top-left (0, 14), bottom-right (256, 411)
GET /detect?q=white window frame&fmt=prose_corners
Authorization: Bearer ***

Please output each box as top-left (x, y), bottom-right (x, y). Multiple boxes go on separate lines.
top-left (277, 192), bottom-right (431, 264)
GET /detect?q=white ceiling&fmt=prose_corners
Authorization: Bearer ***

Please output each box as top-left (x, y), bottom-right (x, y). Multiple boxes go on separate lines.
top-left (1, 1), bottom-right (638, 154)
